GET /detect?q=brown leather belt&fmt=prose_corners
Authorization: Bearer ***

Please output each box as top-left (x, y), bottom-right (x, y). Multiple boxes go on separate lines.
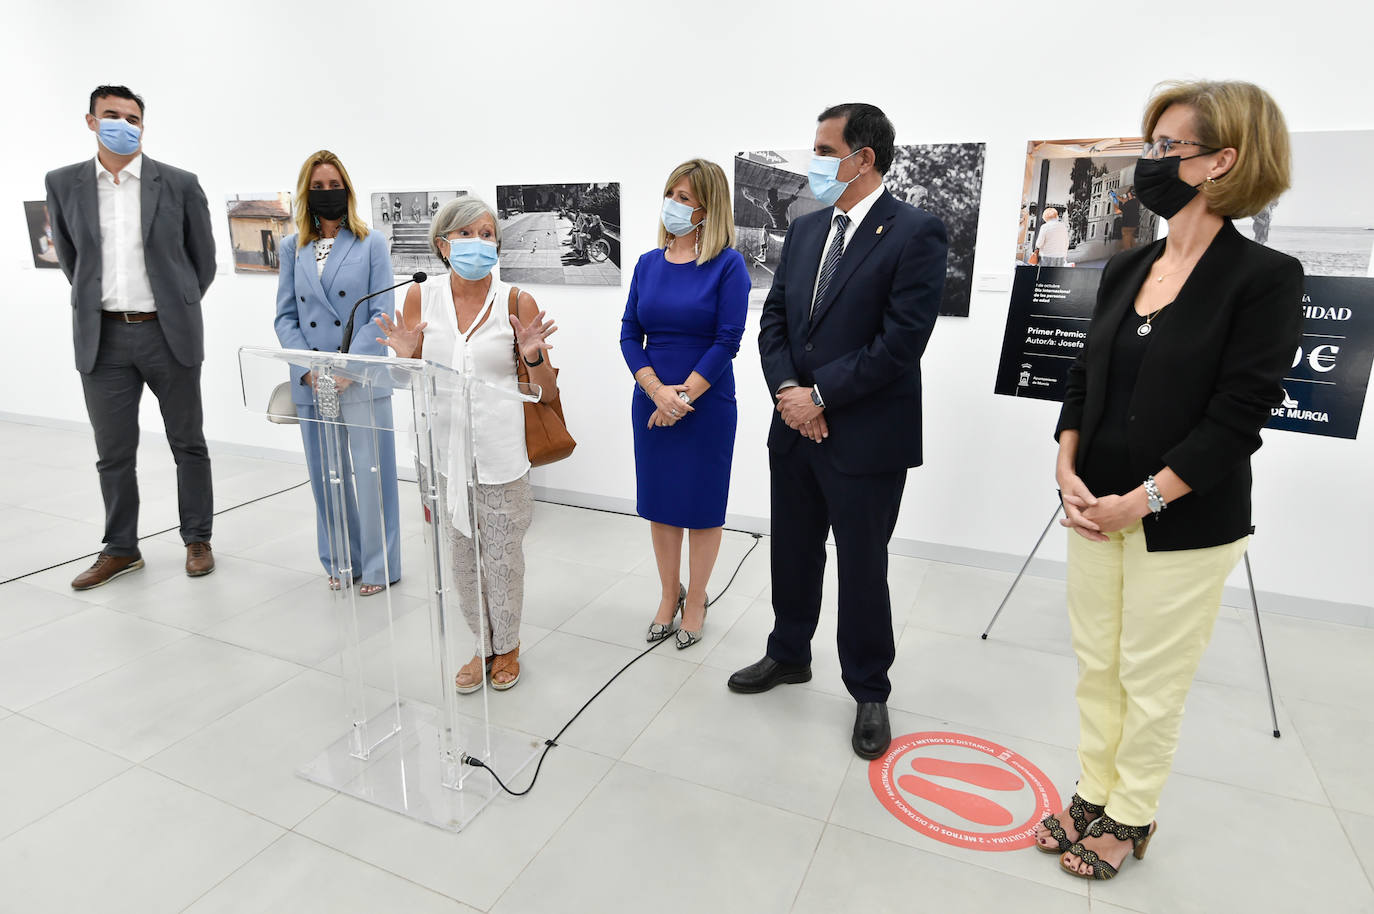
top-left (103, 311), bottom-right (158, 322)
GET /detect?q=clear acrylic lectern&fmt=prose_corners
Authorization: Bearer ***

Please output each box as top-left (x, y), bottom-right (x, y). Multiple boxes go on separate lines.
top-left (240, 345), bottom-right (543, 831)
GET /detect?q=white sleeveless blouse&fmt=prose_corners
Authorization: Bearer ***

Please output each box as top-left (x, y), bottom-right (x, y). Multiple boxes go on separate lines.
top-left (418, 277), bottom-right (530, 492)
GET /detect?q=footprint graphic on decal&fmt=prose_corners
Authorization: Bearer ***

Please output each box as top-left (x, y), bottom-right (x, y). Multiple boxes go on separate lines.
top-left (897, 757), bottom-right (1025, 827)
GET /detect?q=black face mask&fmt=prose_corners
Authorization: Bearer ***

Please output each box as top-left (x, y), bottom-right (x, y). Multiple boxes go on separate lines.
top-left (308, 188), bottom-right (349, 221)
top-left (1133, 154), bottom-right (1208, 220)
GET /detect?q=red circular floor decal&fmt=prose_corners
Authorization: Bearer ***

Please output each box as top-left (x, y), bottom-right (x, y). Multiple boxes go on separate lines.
top-left (869, 731), bottom-right (1061, 851)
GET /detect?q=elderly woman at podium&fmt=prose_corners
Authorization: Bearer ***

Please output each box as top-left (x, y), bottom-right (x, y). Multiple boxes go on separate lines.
top-left (375, 196), bottom-right (558, 693)
top-left (1039, 80), bottom-right (1304, 881)
top-left (274, 149), bottom-right (402, 596)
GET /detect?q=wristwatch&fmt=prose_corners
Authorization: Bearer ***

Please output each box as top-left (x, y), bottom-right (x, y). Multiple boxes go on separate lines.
top-left (678, 391), bottom-right (692, 406)
top-left (811, 387), bottom-right (824, 408)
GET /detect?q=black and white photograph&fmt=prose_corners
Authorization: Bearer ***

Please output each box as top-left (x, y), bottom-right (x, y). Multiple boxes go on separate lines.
top-left (495, 183), bottom-right (621, 286)
top-left (22, 201), bottom-right (60, 269)
top-left (1016, 138), bottom-right (1160, 270)
top-left (371, 190), bottom-right (468, 276)
top-left (1236, 129), bottom-right (1374, 277)
top-left (733, 143), bottom-right (987, 316)
top-left (225, 192), bottom-right (292, 274)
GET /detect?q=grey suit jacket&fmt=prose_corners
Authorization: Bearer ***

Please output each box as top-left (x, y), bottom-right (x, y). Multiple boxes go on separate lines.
top-left (45, 155), bottom-right (217, 372)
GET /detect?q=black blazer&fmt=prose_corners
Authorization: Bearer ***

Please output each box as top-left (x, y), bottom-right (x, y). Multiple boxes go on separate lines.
top-left (758, 189), bottom-right (948, 474)
top-left (1056, 220), bottom-right (1303, 551)
top-left (45, 156), bottom-right (218, 373)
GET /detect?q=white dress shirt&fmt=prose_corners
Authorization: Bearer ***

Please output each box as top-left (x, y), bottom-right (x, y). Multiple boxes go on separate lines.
top-left (810, 181), bottom-right (886, 311)
top-left (96, 154), bottom-right (157, 312)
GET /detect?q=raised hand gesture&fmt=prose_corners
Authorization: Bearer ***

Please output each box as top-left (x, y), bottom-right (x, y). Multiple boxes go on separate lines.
top-left (510, 308), bottom-right (558, 364)
top-left (374, 309), bottom-right (427, 359)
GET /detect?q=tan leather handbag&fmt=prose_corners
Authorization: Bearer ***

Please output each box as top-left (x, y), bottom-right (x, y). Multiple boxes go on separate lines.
top-left (508, 287), bottom-right (575, 466)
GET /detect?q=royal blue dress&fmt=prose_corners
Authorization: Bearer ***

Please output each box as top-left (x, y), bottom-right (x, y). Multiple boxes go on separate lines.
top-left (620, 247), bottom-right (750, 529)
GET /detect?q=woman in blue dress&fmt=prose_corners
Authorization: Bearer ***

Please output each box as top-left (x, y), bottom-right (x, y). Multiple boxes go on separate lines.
top-left (620, 158), bottom-right (750, 649)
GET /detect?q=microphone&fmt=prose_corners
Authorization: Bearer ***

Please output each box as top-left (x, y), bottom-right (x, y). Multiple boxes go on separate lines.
top-left (338, 271), bottom-right (427, 353)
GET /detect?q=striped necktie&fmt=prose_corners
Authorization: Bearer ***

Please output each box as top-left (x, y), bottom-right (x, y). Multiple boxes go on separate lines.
top-left (812, 213), bottom-right (850, 317)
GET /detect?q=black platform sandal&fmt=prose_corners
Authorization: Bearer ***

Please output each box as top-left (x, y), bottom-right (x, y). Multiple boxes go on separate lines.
top-left (1060, 814), bottom-right (1157, 880)
top-left (1035, 793), bottom-right (1104, 854)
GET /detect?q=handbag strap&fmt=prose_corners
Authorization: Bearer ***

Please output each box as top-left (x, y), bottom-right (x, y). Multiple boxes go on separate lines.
top-left (508, 286), bottom-right (529, 385)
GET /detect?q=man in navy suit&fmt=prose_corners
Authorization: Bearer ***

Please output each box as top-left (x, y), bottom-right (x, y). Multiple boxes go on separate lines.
top-left (729, 103), bottom-right (948, 759)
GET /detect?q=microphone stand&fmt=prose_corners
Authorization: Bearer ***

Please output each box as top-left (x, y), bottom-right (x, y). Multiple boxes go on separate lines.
top-left (316, 271), bottom-right (428, 418)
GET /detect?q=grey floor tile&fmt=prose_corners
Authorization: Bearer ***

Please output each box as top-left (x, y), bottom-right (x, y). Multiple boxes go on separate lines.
top-left (296, 744), bottom-right (613, 911)
top-left (490, 762), bottom-right (823, 914)
top-left (0, 767), bottom-right (282, 914)
top-left (181, 833), bottom-right (479, 913)
top-left (794, 824), bottom-right (1090, 914)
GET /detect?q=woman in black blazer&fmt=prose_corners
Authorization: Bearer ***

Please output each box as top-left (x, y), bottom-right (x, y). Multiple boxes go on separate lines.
top-left (1033, 80), bottom-right (1304, 880)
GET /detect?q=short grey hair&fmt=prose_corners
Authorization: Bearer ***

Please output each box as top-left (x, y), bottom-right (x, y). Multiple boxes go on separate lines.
top-left (429, 195), bottom-right (502, 261)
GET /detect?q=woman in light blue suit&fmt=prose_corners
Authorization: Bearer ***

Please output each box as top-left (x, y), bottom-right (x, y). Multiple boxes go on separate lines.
top-left (274, 150), bottom-right (401, 595)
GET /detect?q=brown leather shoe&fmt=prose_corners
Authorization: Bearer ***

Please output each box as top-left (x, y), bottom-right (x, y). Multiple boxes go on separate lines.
top-left (186, 542), bottom-right (215, 577)
top-left (71, 553), bottom-right (144, 590)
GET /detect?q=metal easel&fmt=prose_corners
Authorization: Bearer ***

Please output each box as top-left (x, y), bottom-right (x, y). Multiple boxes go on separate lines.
top-left (981, 503), bottom-right (1281, 738)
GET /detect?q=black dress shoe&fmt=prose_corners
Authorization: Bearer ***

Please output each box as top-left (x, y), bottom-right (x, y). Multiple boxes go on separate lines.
top-left (852, 702), bottom-right (891, 759)
top-left (727, 656), bottom-right (812, 693)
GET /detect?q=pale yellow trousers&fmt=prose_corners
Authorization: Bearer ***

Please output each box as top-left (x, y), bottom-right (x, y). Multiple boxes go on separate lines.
top-left (1066, 520), bottom-right (1247, 826)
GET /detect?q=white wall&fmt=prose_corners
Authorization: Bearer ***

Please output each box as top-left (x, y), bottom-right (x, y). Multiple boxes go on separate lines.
top-left (2, 0), bottom-right (1370, 615)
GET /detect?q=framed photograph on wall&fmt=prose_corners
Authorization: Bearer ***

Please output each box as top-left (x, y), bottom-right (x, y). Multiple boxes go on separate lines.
top-left (22, 201), bottom-right (60, 269)
top-left (372, 190), bottom-right (470, 277)
top-left (495, 183), bottom-right (621, 286)
top-left (732, 143), bottom-right (986, 315)
top-left (225, 193), bottom-right (293, 274)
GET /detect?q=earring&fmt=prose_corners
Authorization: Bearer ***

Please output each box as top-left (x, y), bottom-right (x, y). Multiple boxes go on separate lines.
top-left (312, 213), bottom-right (320, 230)
top-left (694, 224), bottom-right (702, 258)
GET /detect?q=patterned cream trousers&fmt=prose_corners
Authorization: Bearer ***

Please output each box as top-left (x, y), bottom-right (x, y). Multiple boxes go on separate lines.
top-left (1066, 519), bottom-right (1248, 826)
top-left (424, 466), bottom-right (533, 656)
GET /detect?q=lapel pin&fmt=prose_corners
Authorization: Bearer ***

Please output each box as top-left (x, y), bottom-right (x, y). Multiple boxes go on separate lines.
top-left (875, 225), bottom-right (884, 235)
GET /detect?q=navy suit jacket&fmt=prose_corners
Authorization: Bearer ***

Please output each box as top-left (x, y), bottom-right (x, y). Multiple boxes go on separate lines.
top-left (758, 188), bottom-right (948, 474)
top-left (45, 156), bottom-right (217, 373)
top-left (274, 228), bottom-right (395, 405)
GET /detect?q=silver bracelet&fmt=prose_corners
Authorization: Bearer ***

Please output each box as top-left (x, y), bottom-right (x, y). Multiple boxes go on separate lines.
top-left (1144, 475), bottom-right (1167, 516)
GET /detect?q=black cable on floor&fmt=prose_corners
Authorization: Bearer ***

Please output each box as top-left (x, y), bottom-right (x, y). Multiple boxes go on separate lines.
top-left (465, 532), bottom-right (765, 797)
top-left (0, 479), bottom-right (310, 587)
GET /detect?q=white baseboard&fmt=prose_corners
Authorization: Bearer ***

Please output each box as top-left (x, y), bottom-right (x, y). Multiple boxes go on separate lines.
top-left (530, 484), bottom-right (1373, 629)
top-left (6, 411), bottom-right (1364, 629)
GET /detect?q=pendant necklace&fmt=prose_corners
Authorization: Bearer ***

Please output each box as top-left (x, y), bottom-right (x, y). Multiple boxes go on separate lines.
top-left (1137, 308), bottom-right (1163, 337)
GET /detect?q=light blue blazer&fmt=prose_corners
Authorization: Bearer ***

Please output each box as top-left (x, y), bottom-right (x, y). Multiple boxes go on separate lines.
top-left (274, 227), bottom-right (396, 405)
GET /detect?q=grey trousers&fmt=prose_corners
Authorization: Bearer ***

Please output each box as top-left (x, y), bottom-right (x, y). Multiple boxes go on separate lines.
top-left (426, 467), bottom-right (533, 655)
top-left (79, 319), bottom-right (213, 555)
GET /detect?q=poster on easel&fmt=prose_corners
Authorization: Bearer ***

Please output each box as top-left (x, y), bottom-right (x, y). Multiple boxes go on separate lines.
top-left (993, 130), bottom-right (1374, 438)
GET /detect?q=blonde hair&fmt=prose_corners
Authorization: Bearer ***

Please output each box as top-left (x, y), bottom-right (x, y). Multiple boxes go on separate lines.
top-left (656, 158), bottom-right (735, 265)
top-left (1142, 80), bottom-right (1291, 219)
top-left (293, 150), bottom-right (370, 244)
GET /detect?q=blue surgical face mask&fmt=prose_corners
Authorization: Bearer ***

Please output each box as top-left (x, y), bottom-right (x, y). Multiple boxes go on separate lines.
top-left (661, 197), bottom-right (703, 236)
top-left (97, 118), bottom-right (141, 156)
top-left (446, 237), bottom-right (499, 280)
top-left (807, 148), bottom-right (863, 206)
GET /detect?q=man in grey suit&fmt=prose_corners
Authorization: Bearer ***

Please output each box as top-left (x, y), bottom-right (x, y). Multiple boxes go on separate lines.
top-left (45, 85), bottom-right (218, 589)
